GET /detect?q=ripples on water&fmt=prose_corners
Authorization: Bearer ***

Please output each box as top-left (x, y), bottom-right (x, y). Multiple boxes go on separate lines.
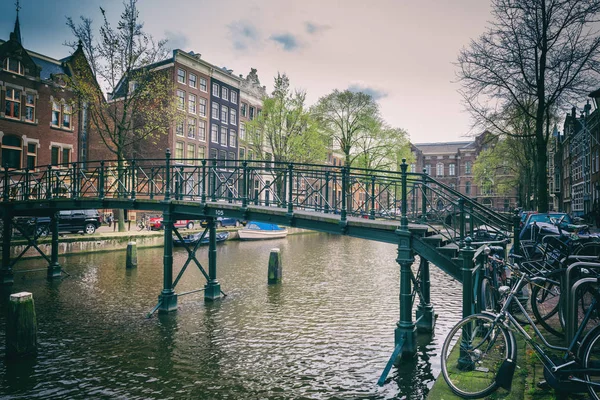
top-left (0, 233), bottom-right (462, 399)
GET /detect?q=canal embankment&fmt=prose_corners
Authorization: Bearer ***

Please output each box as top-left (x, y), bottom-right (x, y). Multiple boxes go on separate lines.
top-left (3, 225), bottom-right (316, 260)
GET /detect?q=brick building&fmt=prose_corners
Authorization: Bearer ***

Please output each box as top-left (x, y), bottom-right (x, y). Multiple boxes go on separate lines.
top-left (0, 14), bottom-right (91, 170)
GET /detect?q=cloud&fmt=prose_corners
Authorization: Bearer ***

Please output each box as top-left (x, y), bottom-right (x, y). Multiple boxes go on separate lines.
top-left (270, 33), bottom-right (300, 52)
top-left (228, 20), bottom-right (260, 51)
top-left (164, 30), bottom-right (189, 50)
top-left (305, 22), bottom-right (331, 35)
top-left (348, 83), bottom-right (388, 101)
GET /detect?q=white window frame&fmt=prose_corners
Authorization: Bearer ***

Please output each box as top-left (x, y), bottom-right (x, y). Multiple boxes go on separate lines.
top-left (211, 124), bottom-right (219, 143)
top-left (222, 87), bottom-right (229, 101)
top-left (177, 68), bottom-right (186, 84)
top-left (231, 91), bottom-right (237, 104)
top-left (230, 108), bottom-right (236, 125)
top-left (212, 102), bottom-right (219, 120)
top-left (229, 129), bottom-right (237, 147)
top-left (189, 73), bottom-right (197, 88)
top-left (212, 83), bottom-right (219, 96)
top-left (199, 97), bottom-right (207, 118)
top-left (188, 93), bottom-right (196, 114)
top-left (200, 78), bottom-right (207, 92)
top-left (221, 105), bottom-right (228, 124)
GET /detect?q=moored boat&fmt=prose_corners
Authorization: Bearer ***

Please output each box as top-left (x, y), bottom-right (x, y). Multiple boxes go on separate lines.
top-left (238, 221), bottom-right (288, 240)
top-left (173, 231), bottom-right (229, 246)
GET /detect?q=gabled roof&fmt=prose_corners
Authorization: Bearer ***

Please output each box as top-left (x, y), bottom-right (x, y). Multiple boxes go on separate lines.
top-left (412, 141), bottom-right (472, 155)
top-left (0, 38), bottom-right (70, 80)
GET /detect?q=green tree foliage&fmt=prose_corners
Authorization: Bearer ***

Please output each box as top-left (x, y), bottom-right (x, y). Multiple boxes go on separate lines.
top-left (313, 90), bottom-right (380, 167)
top-left (246, 73), bottom-right (327, 164)
top-left (65, 0), bottom-right (178, 231)
top-left (473, 138), bottom-right (521, 198)
top-left (458, 0), bottom-right (600, 212)
top-left (353, 124), bottom-right (411, 173)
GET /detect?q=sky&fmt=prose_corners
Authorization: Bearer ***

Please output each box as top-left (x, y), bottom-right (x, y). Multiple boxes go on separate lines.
top-left (0, 0), bottom-right (494, 143)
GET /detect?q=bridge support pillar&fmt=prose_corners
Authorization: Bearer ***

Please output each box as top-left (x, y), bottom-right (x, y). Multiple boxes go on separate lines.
top-left (1, 214), bottom-right (14, 285)
top-left (204, 218), bottom-right (221, 301)
top-left (47, 212), bottom-right (61, 280)
top-left (416, 258), bottom-right (435, 333)
top-left (159, 209), bottom-right (177, 313)
top-left (395, 228), bottom-right (416, 358)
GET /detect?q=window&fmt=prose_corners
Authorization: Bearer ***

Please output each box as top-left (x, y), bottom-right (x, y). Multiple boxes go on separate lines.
top-left (199, 120), bottom-right (206, 141)
top-left (187, 143), bottom-right (195, 164)
top-left (62, 104), bottom-right (72, 129)
top-left (188, 118), bottom-right (196, 139)
top-left (62, 148), bottom-right (71, 165)
top-left (26, 143), bottom-right (37, 170)
top-left (5, 88), bottom-right (21, 119)
top-left (188, 94), bottom-right (196, 114)
top-left (265, 152), bottom-right (272, 169)
top-left (177, 68), bottom-right (186, 84)
top-left (3, 58), bottom-right (23, 75)
top-left (212, 103), bottom-right (219, 119)
top-left (177, 89), bottom-right (185, 110)
top-left (50, 145), bottom-right (71, 166)
top-left (241, 103), bottom-right (247, 117)
top-left (240, 123), bottom-right (246, 141)
top-left (211, 124), bottom-right (219, 143)
top-left (220, 127), bottom-right (227, 144)
top-left (449, 164), bottom-right (455, 176)
top-left (230, 108), bottom-right (237, 125)
top-left (199, 98), bottom-right (207, 117)
top-left (175, 141), bottom-right (184, 160)
top-left (231, 91), bottom-right (237, 104)
top-left (465, 181), bottom-right (471, 195)
top-left (1, 135), bottom-right (22, 169)
top-left (51, 146), bottom-right (60, 165)
top-left (239, 147), bottom-right (245, 160)
top-left (198, 146), bottom-right (205, 159)
top-left (51, 101), bottom-right (61, 126)
top-left (210, 148), bottom-right (217, 160)
top-left (248, 149), bottom-right (253, 160)
top-left (228, 151), bottom-right (235, 167)
top-left (229, 129), bottom-right (236, 147)
top-left (219, 150), bottom-right (227, 166)
top-left (410, 163), bottom-right (415, 173)
top-left (25, 93), bottom-right (35, 122)
top-left (200, 78), bottom-right (207, 92)
top-left (221, 105), bottom-right (228, 124)
top-left (436, 163), bottom-right (444, 176)
top-left (176, 120), bottom-right (184, 136)
top-left (222, 87), bottom-right (228, 101)
top-left (212, 83), bottom-right (219, 96)
top-left (424, 164), bottom-right (431, 175)
top-left (189, 73), bottom-right (197, 88)
top-left (465, 161), bottom-right (472, 174)
top-left (249, 106), bottom-right (255, 120)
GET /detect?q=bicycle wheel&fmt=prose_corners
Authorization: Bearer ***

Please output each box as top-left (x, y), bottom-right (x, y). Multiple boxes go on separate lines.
top-left (575, 242), bottom-right (600, 257)
top-left (581, 325), bottom-right (600, 400)
top-left (480, 278), bottom-right (496, 312)
top-left (567, 281), bottom-right (600, 341)
top-left (531, 269), bottom-right (564, 338)
top-left (441, 313), bottom-right (512, 398)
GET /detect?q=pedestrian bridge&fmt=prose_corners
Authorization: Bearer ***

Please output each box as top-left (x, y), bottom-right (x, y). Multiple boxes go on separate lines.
top-left (0, 151), bottom-right (518, 364)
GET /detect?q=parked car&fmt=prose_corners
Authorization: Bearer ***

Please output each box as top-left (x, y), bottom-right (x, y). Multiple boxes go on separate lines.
top-left (14, 209), bottom-right (102, 236)
top-left (519, 212), bottom-right (574, 240)
top-left (148, 218), bottom-right (195, 230)
top-left (200, 217), bottom-right (242, 228)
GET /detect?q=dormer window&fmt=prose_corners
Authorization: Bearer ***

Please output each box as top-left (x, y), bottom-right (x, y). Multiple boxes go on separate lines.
top-left (3, 58), bottom-right (24, 75)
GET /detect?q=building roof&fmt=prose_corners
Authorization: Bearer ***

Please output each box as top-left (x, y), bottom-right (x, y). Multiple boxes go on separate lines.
top-left (412, 141), bottom-right (472, 154)
top-left (0, 38), bottom-right (71, 80)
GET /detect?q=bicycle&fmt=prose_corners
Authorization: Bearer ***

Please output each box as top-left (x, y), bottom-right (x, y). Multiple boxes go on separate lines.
top-left (440, 261), bottom-right (600, 399)
top-left (137, 217), bottom-right (148, 231)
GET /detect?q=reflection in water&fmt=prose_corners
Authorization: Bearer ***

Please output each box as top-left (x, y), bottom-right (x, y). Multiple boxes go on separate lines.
top-left (0, 233), bottom-right (462, 399)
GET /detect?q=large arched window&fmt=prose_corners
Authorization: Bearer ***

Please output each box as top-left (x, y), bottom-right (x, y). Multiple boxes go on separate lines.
top-left (2, 135), bottom-right (22, 169)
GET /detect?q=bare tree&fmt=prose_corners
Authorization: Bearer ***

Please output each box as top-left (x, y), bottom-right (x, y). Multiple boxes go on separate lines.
top-left (65, 0), bottom-right (178, 231)
top-left (458, 0), bottom-right (600, 212)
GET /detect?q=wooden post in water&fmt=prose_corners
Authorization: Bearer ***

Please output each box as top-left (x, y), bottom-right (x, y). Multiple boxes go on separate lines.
top-left (126, 241), bottom-right (137, 268)
top-left (6, 292), bottom-right (37, 359)
top-left (268, 248), bottom-right (282, 284)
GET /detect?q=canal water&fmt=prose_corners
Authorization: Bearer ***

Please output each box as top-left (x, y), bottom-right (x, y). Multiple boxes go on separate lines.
top-left (0, 233), bottom-right (462, 399)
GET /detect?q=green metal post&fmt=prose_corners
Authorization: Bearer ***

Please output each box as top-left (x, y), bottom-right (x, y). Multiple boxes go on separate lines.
top-left (421, 168), bottom-right (427, 221)
top-left (513, 213), bottom-right (521, 255)
top-left (205, 217), bottom-right (221, 301)
top-left (324, 170), bottom-right (330, 214)
top-left (3, 166), bottom-right (9, 202)
top-left (469, 204), bottom-right (474, 238)
top-left (46, 165), bottom-right (52, 199)
top-left (287, 164), bottom-right (294, 216)
top-left (130, 160), bottom-right (137, 201)
top-left (71, 162), bottom-right (77, 199)
top-left (158, 208), bottom-right (177, 312)
top-left (458, 237), bottom-right (476, 370)
top-left (211, 158), bottom-right (217, 202)
top-left (281, 170), bottom-right (287, 208)
top-left (370, 175), bottom-right (376, 220)
top-left (1, 214), bottom-right (14, 285)
top-left (164, 149), bottom-right (172, 201)
top-left (48, 212), bottom-right (61, 279)
top-left (24, 168), bottom-right (30, 200)
top-left (201, 159), bottom-right (207, 203)
top-left (242, 161), bottom-right (248, 208)
top-left (395, 158), bottom-right (416, 358)
top-left (149, 167), bottom-right (155, 200)
top-left (458, 198), bottom-right (465, 247)
top-left (416, 257), bottom-right (435, 332)
top-left (341, 167), bottom-right (348, 222)
top-left (401, 159), bottom-right (408, 229)
top-left (99, 161), bottom-right (105, 199)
